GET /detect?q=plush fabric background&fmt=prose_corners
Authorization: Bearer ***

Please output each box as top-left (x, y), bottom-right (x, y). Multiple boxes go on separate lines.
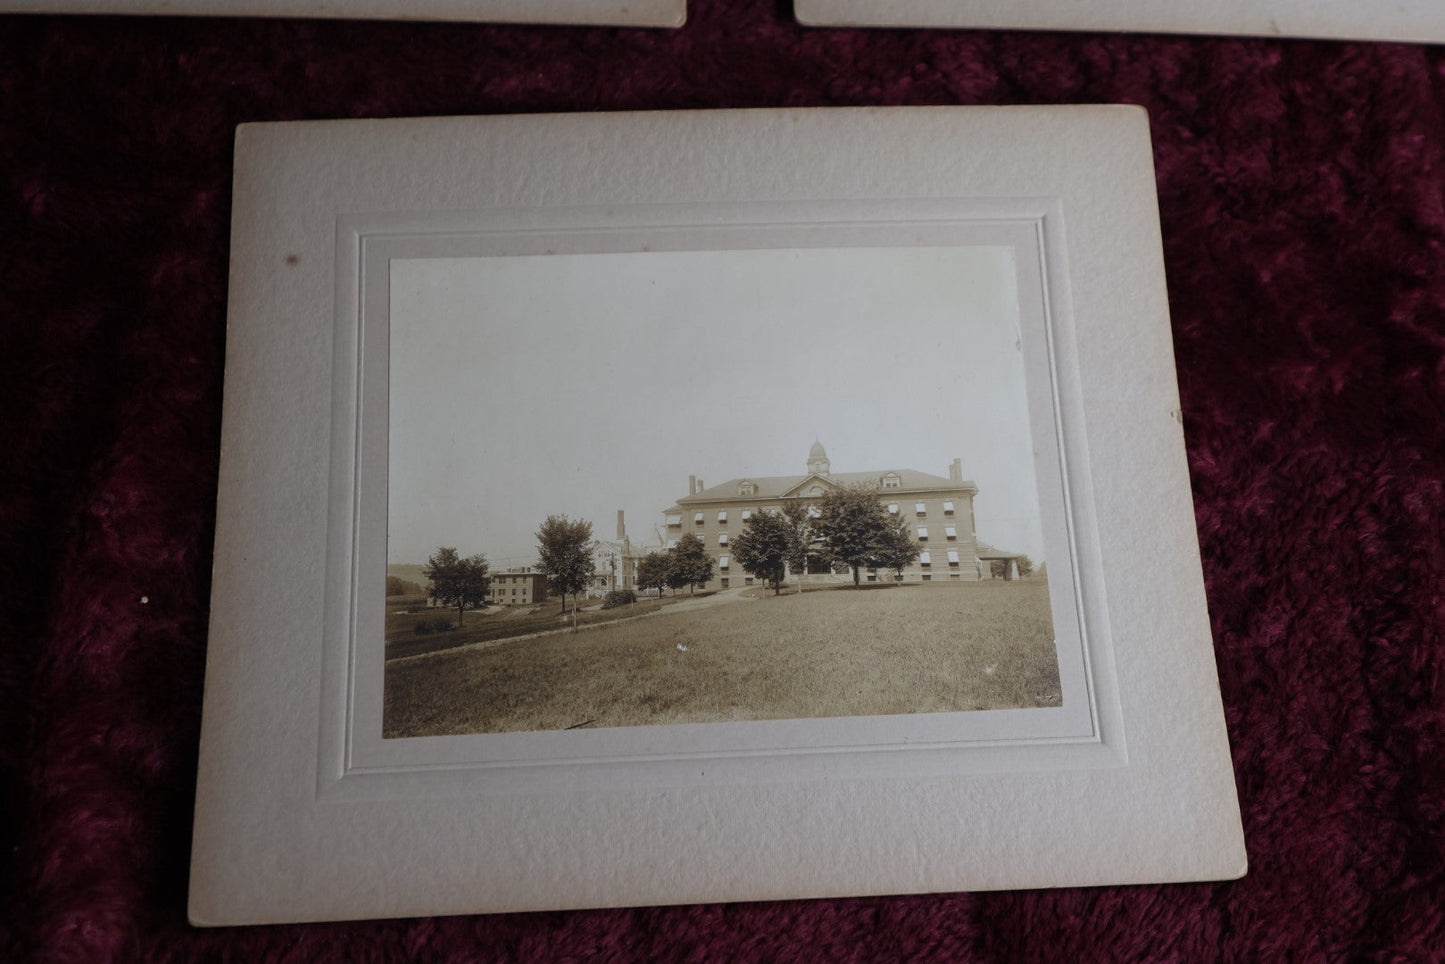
top-left (2, 5), bottom-right (1443, 960)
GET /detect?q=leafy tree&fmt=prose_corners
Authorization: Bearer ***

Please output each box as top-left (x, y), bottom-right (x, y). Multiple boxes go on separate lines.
top-left (422, 547), bottom-right (490, 627)
top-left (536, 515), bottom-right (596, 628)
top-left (990, 554), bottom-right (1033, 580)
top-left (871, 518), bottom-right (918, 583)
top-left (816, 483), bottom-right (895, 587)
top-left (671, 532), bottom-right (714, 595)
top-left (636, 552), bottom-right (671, 597)
top-left (781, 502), bottom-right (821, 590)
top-left (663, 554), bottom-right (691, 595)
top-left (731, 509), bottom-right (793, 595)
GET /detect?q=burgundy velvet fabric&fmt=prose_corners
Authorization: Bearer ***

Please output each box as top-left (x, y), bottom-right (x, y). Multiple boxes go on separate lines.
top-left (3, 6), bottom-right (1443, 960)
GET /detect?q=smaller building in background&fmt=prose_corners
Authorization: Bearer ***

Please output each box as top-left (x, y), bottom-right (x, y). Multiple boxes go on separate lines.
top-left (488, 570), bottom-right (549, 606)
top-left (588, 510), bottom-right (663, 597)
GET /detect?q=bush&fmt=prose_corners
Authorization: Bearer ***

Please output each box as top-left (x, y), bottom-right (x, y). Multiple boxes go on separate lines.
top-left (601, 589), bottom-right (637, 610)
top-left (413, 617), bottom-right (456, 635)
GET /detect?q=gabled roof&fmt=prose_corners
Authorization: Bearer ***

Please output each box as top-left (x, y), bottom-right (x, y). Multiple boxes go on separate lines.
top-left (668, 468), bottom-right (975, 509)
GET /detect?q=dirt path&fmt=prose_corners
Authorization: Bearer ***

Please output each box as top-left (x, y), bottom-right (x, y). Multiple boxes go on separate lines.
top-left (652, 586), bottom-right (752, 613)
top-left (387, 587), bottom-right (753, 665)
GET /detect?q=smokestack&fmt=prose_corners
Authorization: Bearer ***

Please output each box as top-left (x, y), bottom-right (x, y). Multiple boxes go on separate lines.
top-left (688, 475), bottom-right (696, 496)
top-left (949, 458), bottom-right (962, 482)
top-left (696, 479), bottom-right (704, 493)
top-left (617, 510), bottom-right (625, 540)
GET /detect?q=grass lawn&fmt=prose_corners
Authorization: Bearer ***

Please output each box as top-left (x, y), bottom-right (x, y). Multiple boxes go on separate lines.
top-left (383, 580), bottom-right (1060, 737)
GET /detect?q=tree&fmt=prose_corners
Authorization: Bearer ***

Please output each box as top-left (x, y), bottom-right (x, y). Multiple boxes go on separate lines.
top-left (871, 518), bottom-right (918, 583)
top-left (535, 515), bottom-right (596, 629)
top-left (991, 554), bottom-right (1033, 580)
top-left (663, 552), bottom-right (691, 595)
top-left (670, 532), bottom-right (714, 595)
top-left (422, 547), bottom-right (490, 627)
top-left (636, 552), bottom-right (670, 597)
top-left (731, 509), bottom-right (793, 595)
top-left (815, 483), bottom-right (895, 587)
top-left (781, 502), bottom-right (820, 590)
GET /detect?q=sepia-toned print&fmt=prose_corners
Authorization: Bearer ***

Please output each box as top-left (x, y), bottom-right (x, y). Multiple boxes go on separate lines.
top-left (383, 245), bottom-right (1061, 737)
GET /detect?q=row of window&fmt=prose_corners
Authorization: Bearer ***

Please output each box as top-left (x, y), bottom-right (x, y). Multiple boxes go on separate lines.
top-left (668, 509), bottom-right (761, 526)
top-left (886, 501), bottom-right (956, 517)
top-left (866, 572), bottom-right (962, 581)
top-left (919, 550), bottom-right (963, 567)
top-left (668, 526), bottom-right (961, 550)
top-left (671, 550), bottom-right (969, 574)
top-left (669, 501), bottom-right (961, 528)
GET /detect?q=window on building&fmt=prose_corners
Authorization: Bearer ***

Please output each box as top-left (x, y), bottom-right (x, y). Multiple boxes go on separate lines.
top-left (807, 484), bottom-right (824, 496)
top-left (719, 555), bottom-right (729, 570)
top-left (741, 509), bottom-right (752, 521)
top-left (887, 503), bottom-right (899, 514)
top-left (867, 572), bottom-right (877, 581)
top-left (666, 514), bottom-right (681, 527)
top-left (922, 573), bottom-right (932, 581)
top-left (915, 502), bottom-right (927, 516)
top-left (720, 577), bottom-right (729, 589)
top-left (943, 501), bottom-right (955, 515)
top-left (917, 526), bottom-right (928, 541)
top-left (694, 512), bottom-right (705, 524)
top-left (718, 533), bottom-right (728, 545)
top-left (745, 576), bottom-right (754, 585)
top-left (882, 473), bottom-right (901, 488)
top-left (919, 551), bottom-right (931, 567)
top-left (950, 573), bottom-right (961, 580)
top-left (808, 505), bottom-right (821, 519)
top-left (739, 481), bottom-right (756, 496)
top-left (947, 550), bottom-right (960, 566)
top-left (945, 526), bottom-right (957, 540)
top-left (718, 511), bottom-right (727, 523)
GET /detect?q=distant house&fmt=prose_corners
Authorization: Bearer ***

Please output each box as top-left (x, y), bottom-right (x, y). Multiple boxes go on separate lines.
top-left (588, 510), bottom-right (662, 597)
top-left (487, 570), bottom-right (548, 606)
top-left (660, 441), bottom-right (1021, 589)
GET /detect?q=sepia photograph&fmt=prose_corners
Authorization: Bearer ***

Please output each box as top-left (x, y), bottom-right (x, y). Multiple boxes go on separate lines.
top-left (383, 244), bottom-right (1061, 738)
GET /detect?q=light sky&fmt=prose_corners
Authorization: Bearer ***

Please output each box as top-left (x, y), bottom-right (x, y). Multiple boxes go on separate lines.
top-left (388, 245), bottom-right (1047, 569)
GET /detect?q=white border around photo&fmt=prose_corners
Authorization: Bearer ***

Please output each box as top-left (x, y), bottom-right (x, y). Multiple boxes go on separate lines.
top-left (189, 106), bottom-right (1246, 926)
top-left (795, 0), bottom-right (1445, 44)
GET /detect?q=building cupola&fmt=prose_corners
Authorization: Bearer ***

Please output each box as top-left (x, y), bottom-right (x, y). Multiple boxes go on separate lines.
top-left (807, 439), bottom-right (831, 476)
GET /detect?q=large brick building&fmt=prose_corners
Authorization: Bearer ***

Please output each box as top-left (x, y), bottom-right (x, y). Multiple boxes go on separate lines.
top-left (660, 442), bottom-right (994, 590)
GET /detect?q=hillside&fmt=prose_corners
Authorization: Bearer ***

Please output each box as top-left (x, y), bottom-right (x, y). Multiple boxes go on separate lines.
top-left (386, 563), bottom-right (430, 593)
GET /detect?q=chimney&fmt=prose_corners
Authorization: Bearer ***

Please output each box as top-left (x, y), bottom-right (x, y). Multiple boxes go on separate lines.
top-left (949, 458), bottom-right (962, 482)
top-left (696, 478), bottom-right (704, 493)
top-left (617, 510), bottom-right (625, 541)
top-left (688, 475), bottom-right (696, 496)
